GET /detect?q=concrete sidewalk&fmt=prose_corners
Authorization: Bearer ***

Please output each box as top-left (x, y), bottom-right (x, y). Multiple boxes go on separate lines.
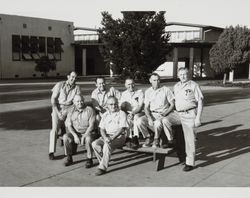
top-left (0, 84), bottom-right (250, 187)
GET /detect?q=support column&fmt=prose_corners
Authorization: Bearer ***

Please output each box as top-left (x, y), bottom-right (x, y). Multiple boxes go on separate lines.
top-left (248, 63), bottom-right (250, 80)
top-left (173, 47), bottom-right (178, 79)
top-left (189, 47), bottom-right (194, 79)
top-left (200, 48), bottom-right (203, 78)
top-left (82, 48), bottom-right (86, 76)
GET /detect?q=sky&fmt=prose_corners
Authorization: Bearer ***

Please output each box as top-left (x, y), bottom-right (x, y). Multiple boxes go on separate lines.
top-left (0, 0), bottom-right (250, 29)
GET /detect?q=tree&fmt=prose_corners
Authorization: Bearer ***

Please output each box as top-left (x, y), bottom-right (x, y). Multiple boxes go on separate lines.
top-left (210, 25), bottom-right (250, 84)
top-left (35, 55), bottom-right (56, 77)
top-left (98, 11), bottom-right (170, 80)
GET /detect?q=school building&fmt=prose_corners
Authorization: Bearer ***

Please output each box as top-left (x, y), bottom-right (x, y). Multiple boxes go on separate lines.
top-left (0, 14), bottom-right (248, 79)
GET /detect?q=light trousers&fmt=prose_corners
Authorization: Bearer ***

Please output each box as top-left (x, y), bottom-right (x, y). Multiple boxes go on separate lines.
top-left (92, 134), bottom-right (126, 171)
top-left (63, 132), bottom-right (97, 159)
top-left (178, 109), bottom-right (197, 166)
top-left (49, 110), bottom-right (66, 153)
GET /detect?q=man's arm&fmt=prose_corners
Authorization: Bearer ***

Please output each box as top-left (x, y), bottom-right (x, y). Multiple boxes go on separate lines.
top-left (195, 99), bottom-right (203, 127)
top-left (83, 109), bottom-right (96, 137)
top-left (110, 127), bottom-right (126, 141)
top-left (144, 103), bottom-right (154, 126)
top-left (161, 100), bottom-right (175, 117)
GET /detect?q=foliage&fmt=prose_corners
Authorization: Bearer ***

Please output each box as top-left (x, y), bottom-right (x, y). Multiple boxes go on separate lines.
top-left (35, 55), bottom-right (56, 77)
top-left (210, 25), bottom-right (250, 74)
top-left (98, 11), bottom-right (171, 79)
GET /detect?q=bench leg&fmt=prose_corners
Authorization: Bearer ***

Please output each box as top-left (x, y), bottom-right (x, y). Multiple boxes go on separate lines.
top-left (155, 153), bottom-right (166, 171)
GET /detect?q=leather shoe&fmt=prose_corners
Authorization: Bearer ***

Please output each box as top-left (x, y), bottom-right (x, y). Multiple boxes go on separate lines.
top-left (49, 153), bottom-right (55, 160)
top-left (183, 164), bottom-right (194, 172)
top-left (64, 156), bottom-right (73, 166)
top-left (95, 168), bottom-right (106, 176)
top-left (85, 159), bottom-right (93, 169)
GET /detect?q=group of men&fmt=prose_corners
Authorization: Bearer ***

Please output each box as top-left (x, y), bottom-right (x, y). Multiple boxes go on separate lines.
top-left (48, 68), bottom-right (203, 176)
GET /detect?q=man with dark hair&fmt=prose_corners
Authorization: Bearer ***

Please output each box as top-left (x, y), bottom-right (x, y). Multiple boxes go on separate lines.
top-left (173, 67), bottom-right (203, 171)
top-left (63, 95), bottom-right (97, 168)
top-left (138, 73), bottom-right (176, 148)
top-left (49, 71), bottom-right (81, 160)
top-left (91, 76), bottom-right (120, 123)
top-left (92, 96), bottom-right (128, 176)
top-left (119, 77), bottom-right (145, 148)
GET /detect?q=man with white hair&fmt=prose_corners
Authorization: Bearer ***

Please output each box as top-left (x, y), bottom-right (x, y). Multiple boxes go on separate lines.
top-left (92, 96), bottom-right (128, 176)
top-left (173, 67), bottom-right (203, 171)
top-left (63, 95), bottom-right (97, 168)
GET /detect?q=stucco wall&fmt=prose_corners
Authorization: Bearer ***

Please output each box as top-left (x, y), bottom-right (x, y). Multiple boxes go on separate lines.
top-left (0, 14), bottom-right (74, 79)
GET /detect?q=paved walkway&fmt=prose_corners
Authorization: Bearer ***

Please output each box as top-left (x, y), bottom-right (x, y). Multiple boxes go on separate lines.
top-left (0, 81), bottom-right (250, 188)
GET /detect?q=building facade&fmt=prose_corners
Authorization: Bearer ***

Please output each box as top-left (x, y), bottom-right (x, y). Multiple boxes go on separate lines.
top-left (0, 14), bottom-right (75, 79)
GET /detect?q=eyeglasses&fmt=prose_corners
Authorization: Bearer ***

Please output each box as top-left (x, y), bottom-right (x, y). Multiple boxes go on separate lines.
top-left (108, 103), bottom-right (117, 106)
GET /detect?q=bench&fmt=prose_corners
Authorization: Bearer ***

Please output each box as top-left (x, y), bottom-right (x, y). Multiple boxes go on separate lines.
top-left (121, 125), bottom-right (186, 171)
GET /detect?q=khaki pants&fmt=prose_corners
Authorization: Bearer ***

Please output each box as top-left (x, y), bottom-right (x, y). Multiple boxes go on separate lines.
top-left (178, 109), bottom-right (196, 166)
top-left (127, 112), bottom-right (146, 138)
top-left (49, 106), bottom-right (71, 154)
top-left (63, 131), bottom-right (98, 159)
top-left (92, 134), bottom-right (126, 171)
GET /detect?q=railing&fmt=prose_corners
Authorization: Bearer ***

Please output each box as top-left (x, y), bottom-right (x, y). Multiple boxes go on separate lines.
top-left (74, 34), bottom-right (100, 44)
top-left (168, 30), bottom-right (201, 43)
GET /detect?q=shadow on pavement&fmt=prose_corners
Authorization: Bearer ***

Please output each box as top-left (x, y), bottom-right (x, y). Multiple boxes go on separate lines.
top-left (204, 89), bottom-right (250, 107)
top-left (0, 106), bottom-right (51, 130)
top-left (196, 125), bottom-right (250, 167)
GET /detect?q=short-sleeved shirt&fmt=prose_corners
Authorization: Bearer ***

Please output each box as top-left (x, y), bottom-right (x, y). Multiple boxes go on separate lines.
top-left (144, 86), bottom-right (174, 113)
top-left (174, 80), bottom-right (203, 111)
top-left (51, 81), bottom-right (81, 106)
top-left (119, 89), bottom-right (144, 112)
top-left (65, 106), bottom-right (96, 134)
top-left (91, 87), bottom-right (121, 109)
top-left (99, 110), bottom-right (128, 135)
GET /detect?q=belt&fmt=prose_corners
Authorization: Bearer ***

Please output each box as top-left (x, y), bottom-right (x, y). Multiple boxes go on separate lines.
top-left (177, 107), bottom-right (196, 113)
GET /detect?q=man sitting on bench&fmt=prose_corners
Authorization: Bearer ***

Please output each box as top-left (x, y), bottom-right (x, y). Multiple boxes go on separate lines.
top-left (92, 96), bottom-right (128, 176)
top-left (138, 73), bottom-right (176, 148)
top-left (63, 95), bottom-right (98, 168)
top-left (119, 77), bottom-right (145, 149)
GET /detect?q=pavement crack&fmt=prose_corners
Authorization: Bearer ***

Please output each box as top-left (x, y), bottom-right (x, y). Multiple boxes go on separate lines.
top-left (20, 166), bottom-right (84, 187)
top-left (191, 156), bottom-right (241, 187)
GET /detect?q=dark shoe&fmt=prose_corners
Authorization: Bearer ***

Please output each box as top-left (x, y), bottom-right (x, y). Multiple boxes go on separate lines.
top-left (49, 153), bottom-right (55, 160)
top-left (183, 164), bottom-right (194, 172)
top-left (131, 136), bottom-right (140, 149)
top-left (64, 155), bottom-right (73, 166)
top-left (95, 168), bottom-right (106, 176)
top-left (85, 159), bottom-right (93, 169)
top-left (167, 139), bottom-right (176, 148)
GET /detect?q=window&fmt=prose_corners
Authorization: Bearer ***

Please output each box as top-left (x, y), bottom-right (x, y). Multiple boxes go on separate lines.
top-left (30, 36), bottom-right (40, 60)
top-left (21, 36), bottom-right (32, 60)
top-left (12, 35), bottom-right (21, 61)
top-left (47, 37), bottom-right (55, 60)
top-left (38, 37), bottom-right (46, 57)
top-left (54, 38), bottom-right (63, 60)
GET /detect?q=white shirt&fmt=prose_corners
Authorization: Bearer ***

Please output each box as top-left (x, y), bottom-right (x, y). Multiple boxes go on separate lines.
top-left (119, 89), bottom-right (144, 112)
top-left (99, 110), bottom-right (128, 135)
top-left (144, 86), bottom-right (174, 113)
top-left (174, 80), bottom-right (203, 111)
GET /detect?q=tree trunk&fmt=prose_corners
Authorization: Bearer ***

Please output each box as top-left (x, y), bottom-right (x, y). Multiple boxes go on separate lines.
top-left (223, 73), bottom-right (227, 85)
top-left (229, 70), bottom-right (234, 82)
top-left (248, 63), bottom-right (250, 80)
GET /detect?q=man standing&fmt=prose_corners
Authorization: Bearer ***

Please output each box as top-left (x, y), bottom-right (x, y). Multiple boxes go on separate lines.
top-left (91, 76), bottom-right (120, 123)
top-left (63, 95), bottom-right (97, 168)
top-left (140, 73), bottom-right (176, 148)
top-left (174, 67), bottom-right (203, 171)
top-left (92, 96), bottom-right (128, 176)
top-left (49, 71), bottom-right (81, 160)
top-left (119, 77), bottom-right (145, 148)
